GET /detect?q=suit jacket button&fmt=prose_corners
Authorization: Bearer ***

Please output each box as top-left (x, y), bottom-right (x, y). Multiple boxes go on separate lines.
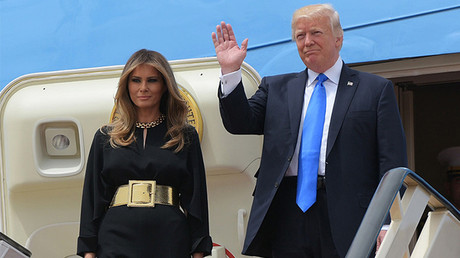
top-left (288, 156), bottom-right (292, 162)
top-left (274, 182), bottom-right (279, 188)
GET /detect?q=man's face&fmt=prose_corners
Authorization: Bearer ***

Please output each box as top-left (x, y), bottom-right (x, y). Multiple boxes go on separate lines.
top-left (294, 16), bottom-right (343, 73)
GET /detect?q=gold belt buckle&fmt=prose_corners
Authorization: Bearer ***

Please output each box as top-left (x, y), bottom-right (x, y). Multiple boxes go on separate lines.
top-left (127, 180), bottom-right (156, 207)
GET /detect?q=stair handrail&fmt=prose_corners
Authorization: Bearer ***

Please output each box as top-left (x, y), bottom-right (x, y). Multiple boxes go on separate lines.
top-left (346, 167), bottom-right (460, 258)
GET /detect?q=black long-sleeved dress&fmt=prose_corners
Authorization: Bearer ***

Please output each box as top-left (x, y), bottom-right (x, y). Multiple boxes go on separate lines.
top-left (77, 123), bottom-right (212, 257)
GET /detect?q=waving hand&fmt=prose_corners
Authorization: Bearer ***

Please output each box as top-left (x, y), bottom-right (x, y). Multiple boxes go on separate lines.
top-left (212, 21), bottom-right (249, 75)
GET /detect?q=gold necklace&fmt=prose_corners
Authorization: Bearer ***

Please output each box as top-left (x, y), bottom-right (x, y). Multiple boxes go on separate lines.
top-left (135, 114), bottom-right (166, 129)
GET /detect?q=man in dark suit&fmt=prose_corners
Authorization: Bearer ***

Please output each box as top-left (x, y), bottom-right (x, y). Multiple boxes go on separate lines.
top-left (212, 4), bottom-right (407, 257)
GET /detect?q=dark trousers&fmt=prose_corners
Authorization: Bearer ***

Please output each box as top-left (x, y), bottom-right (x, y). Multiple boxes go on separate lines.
top-left (265, 176), bottom-right (340, 258)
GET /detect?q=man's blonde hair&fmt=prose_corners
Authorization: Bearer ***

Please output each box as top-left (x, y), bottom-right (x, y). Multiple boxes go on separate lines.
top-left (291, 3), bottom-right (343, 40)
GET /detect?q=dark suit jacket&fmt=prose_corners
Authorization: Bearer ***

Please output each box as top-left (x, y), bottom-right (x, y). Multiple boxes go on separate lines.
top-left (218, 63), bottom-right (408, 257)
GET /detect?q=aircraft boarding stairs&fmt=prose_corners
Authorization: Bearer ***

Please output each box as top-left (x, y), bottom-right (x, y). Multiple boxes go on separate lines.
top-left (347, 167), bottom-right (460, 258)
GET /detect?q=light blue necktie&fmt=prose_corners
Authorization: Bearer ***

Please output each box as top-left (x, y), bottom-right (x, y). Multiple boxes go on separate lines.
top-left (297, 73), bottom-right (328, 212)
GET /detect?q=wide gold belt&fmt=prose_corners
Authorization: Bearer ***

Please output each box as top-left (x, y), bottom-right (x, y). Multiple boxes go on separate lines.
top-left (110, 180), bottom-right (179, 208)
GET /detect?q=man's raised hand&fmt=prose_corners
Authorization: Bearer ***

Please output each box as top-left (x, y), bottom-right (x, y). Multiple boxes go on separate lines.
top-left (212, 21), bottom-right (248, 75)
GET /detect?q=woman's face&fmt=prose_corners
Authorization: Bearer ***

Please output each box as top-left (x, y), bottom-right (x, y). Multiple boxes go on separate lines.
top-left (128, 64), bottom-right (166, 117)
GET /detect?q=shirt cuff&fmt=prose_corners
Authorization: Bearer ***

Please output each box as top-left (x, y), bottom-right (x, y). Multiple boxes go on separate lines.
top-left (381, 224), bottom-right (390, 231)
top-left (220, 69), bottom-right (242, 97)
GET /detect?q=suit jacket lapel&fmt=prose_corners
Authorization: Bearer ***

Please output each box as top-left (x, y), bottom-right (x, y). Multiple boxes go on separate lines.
top-left (326, 64), bottom-right (359, 157)
top-left (288, 70), bottom-right (308, 142)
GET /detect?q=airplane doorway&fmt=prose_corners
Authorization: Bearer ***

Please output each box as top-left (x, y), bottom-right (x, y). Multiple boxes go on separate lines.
top-left (401, 80), bottom-right (460, 198)
top-left (352, 53), bottom-right (460, 201)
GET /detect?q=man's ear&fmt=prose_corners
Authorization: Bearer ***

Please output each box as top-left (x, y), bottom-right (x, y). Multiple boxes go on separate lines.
top-left (335, 35), bottom-right (343, 48)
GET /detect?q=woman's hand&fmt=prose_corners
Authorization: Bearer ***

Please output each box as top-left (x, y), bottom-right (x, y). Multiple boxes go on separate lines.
top-left (192, 252), bottom-right (204, 258)
top-left (84, 252), bottom-right (96, 258)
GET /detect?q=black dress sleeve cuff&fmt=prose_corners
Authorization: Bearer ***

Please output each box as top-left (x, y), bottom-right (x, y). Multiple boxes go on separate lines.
top-left (76, 235), bottom-right (97, 257)
top-left (190, 235), bottom-right (213, 257)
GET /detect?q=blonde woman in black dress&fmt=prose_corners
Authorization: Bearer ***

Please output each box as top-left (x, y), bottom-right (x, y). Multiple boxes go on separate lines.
top-left (77, 49), bottom-right (212, 257)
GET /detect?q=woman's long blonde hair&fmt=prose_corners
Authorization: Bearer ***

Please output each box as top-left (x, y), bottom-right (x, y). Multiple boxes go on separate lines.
top-left (107, 49), bottom-right (188, 152)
